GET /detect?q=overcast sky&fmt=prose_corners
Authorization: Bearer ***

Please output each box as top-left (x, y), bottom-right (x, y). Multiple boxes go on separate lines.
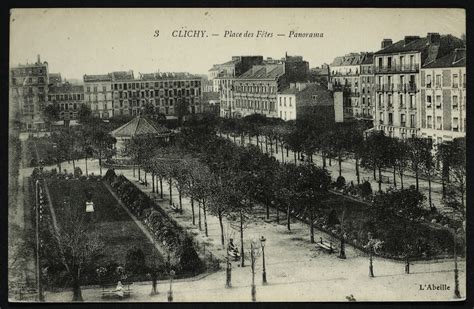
top-left (10, 8), bottom-right (465, 81)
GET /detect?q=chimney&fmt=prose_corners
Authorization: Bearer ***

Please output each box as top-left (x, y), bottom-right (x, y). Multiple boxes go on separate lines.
top-left (381, 39), bottom-right (393, 49)
top-left (37, 54), bottom-right (41, 64)
top-left (290, 83), bottom-right (296, 89)
top-left (404, 36), bottom-right (420, 45)
top-left (427, 32), bottom-right (440, 44)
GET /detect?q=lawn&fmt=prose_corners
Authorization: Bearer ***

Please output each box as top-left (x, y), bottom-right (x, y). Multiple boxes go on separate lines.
top-left (45, 178), bottom-right (164, 283)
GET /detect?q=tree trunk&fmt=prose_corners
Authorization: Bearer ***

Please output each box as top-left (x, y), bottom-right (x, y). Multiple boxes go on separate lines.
top-left (293, 152), bottom-right (297, 164)
top-left (329, 157), bottom-right (332, 166)
top-left (198, 201), bottom-right (202, 230)
top-left (428, 172), bottom-right (432, 209)
top-left (99, 151), bottom-right (103, 176)
top-left (414, 167), bottom-right (419, 192)
top-left (399, 169), bottom-right (404, 189)
top-left (138, 166), bottom-right (141, 180)
top-left (144, 171), bottom-right (147, 185)
top-left (72, 279), bottom-right (83, 302)
top-left (160, 178), bottom-right (163, 199)
top-left (233, 135), bottom-right (236, 143)
top-left (310, 212), bottom-right (315, 243)
top-left (191, 198), bottom-right (195, 225)
top-left (256, 135), bottom-right (259, 147)
top-left (338, 157), bottom-right (342, 177)
top-left (286, 146), bottom-right (289, 158)
top-left (72, 158), bottom-right (76, 173)
top-left (322, 154), bottom-right (326, 168)
top-left (133, 164), bottom-right (135, 177)
top-left (275, 139), bottom-right (278, 154)
top-left (355, 157), bottom-right (360, 184)
top-left (393, 166), bottom-right (397, 188)
top-left (179, 191), bottom-right (183, 211)
top-left (240, 210), bottom-right (245, 267)
top-left (219, 212), bottom-right (225, 249)
top-left (405, 256), bottom-right (410, 274)
top-left (152, 174), bottom-right (155, 193)
top-left (265, 136), bottom-right (268, 153)
top-left (373, 166), bottom-right (376, 180)
top-left (203, 201), bottom-right (208, 237)
top-left (378, 167), bottom-right (382, 192)
top-left (169, 179), bottom-right (172, 205)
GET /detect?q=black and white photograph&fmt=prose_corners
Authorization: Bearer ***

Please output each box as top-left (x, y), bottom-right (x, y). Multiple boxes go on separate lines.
top-left (7, 8), bottom-right (467, 302)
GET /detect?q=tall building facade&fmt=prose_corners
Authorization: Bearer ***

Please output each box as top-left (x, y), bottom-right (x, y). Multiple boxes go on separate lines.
top-left (47, 82), bottom-right (85, 121)
top-left (84, 71), bottom-right (203, 118)
top-left (373, 33), bottom-right (464, 138)
top-left (83, 74), bottom-right (114, 119)
top-left (233, 54), bottom-right (309, 118)
top-left (419, 48), bottom-right (466, 144)
top-left (9, 55), bottom-right (49, 130)
top-left (135, 72), bottom-right (202, 116)
top-left (359, 53), bottom-right (375, 120)
top-left (213, 56), bottom-right (264, 118)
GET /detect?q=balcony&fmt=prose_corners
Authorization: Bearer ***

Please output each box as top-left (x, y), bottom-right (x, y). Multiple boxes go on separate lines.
top-left (401, 122), bottom-right (406, 127)
top-left (374, 64), bottom-right (420, 74)
top-left (396, 83), bottom-right (417, 92)
top-left (375, 84), bottom-right (395, 92)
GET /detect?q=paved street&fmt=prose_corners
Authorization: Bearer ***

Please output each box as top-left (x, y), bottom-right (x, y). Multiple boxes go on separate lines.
top-left (27, 158), bottom-right (465, 302)
top-left (228, 134), bottom-right (448, 212)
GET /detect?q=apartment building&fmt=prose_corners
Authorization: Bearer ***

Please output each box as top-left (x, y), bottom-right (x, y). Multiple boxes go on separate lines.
top-left (211, 56), bottom-right (264, 118)
top-left (359, 53), bottom-right (375, 120)
top-left (83, 74), bottom-right (114, 119)
top-left (373, 33), bottom-right (464, 138)
top-left (419, 48), bottom-right (466, 144)
top-left (47, 82), bottom-right (85, 120)
top-left (277, 83), bottom-right (335, 121)
top-left (9, 55), bottom-right (49, 130)
top-left (233, 54), bottom-right (309, 118)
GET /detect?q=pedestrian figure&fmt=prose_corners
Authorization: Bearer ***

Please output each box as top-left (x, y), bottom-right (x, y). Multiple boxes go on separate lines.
top-left (115, 281), bottom-right (124, 299)
top-left (346, 294), bottom-right (356, 302)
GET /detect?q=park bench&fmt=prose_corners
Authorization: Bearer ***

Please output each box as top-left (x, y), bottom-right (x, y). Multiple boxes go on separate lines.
top-left (317, 238), bottom-right (334, 254)
top-left (101, 282), bottom-right (133, 299)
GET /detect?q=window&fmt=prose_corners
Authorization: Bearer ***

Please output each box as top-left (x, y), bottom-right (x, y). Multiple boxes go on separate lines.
top-left (452, 96), bottom-right (458, 110)
top-left (400, 114), bottom-right (406, 127)
top-left (426, 75), bottom-right (432, 88)
top-left (410, 114), bottom-right (415, 128)
top-left (435, 95), bottom-right (441, 109)
top-left (427, 115), bottom-right (433, 128)
top-left (435, 75), bottom-right (441, 88)
top-left (410, 95), bottom-right (415, 109)
top-left (453, 117), bottom-right (459, 131)
top-left (399, 94), bottom-right (404, 108)
top-left (426, 95), bottom-right (432, 108)
top-left (289, 97), bottom-right (292, 107)
top-left (453, 74), bottom-right (459, 88)
top-left (388, 113), bottom-right (393, 125)
top-left (436, 116), bottom-right (442, 130)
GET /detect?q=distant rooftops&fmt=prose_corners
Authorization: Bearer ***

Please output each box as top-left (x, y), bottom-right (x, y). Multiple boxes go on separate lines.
top-left (49, 82), bottom-right (84, 94)
top-left (374, 33), bottom-right (464, 56)
top-left (238, 64), bottom-right (285, 80)
top-left (330, 52), bottom-right (371, 66)
top-left (83, 71), bottom-right (201, 82)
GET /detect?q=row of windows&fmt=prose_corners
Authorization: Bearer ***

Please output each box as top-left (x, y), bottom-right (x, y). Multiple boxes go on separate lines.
top-left (377, 93), bottom-right (416, 108)
top-left (278, 96), bottom-right (293, 107)
top-left (48, 93), bottom-right (84, 101)
top-left (235, 99), bottom-right (276, 111)
top-left (425, 73), bottom-right (466, 88)
top-left (11, 77), bottom-right (46, 85)
top-left (426, 115), bottom-right (461, 131)
top-left (234, 84), bottom-right (278, 94)
top-left (111, 80), bottom-right (201, 90)
top-left (379, 112), bottom-right (416, 128)
top-left (11, 67), bottom-right (46, 76)
top-left (426, 95), bottom-right (463, 110)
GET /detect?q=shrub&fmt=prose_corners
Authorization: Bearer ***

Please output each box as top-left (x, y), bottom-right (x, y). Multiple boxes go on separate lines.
top-left (358, 181), bottom-right (373, 198)
top-left (178, 237), bottom-right (203, 274)
top-left (125, 247), bottom-right (147, 276)
top-left (335, 176), bottom-right (346, 189)
top-left (74, 167), bottom-right (83, 177)
top-left (103, 169), bottom-right (117, 183)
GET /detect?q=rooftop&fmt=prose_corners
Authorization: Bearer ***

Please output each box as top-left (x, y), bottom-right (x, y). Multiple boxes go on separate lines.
top-left (111, 71), bottom-right (134, 81)
top-left (49, 82), bottom-right (84, 94)
top-left (238, 64), bottom-right (285, 80)
top-left (83, 74), bottom-right (112, 82)
top-left (138, 72), bottom-right (201, 81)
top-left (330, 53), bottom-right (366, 66)
top-left (422, 48), bottom-right (466, 68)
top-left (110, 116), bottom-right (171, 138)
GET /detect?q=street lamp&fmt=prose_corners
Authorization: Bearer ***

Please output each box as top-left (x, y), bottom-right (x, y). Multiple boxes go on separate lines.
top-left (168, 269), bottom-right (175, 302)
top-left (35, 179), bottom-right (44, 301)
top-left (260, 236), bottom-right (267, 285)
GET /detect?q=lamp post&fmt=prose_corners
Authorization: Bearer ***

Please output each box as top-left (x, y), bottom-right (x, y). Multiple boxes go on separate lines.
top-left (260, 236), bottom-right (267, 285)
top-left (250, 241), bottom-right (257, 302)
top-left (225, 241), bottom-right (232, 288)
top-left (168, 269), bottom-right (175, 302)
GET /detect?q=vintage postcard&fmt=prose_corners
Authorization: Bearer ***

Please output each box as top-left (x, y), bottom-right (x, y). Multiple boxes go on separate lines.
top-left (8, 8), bottom-right (466, 302)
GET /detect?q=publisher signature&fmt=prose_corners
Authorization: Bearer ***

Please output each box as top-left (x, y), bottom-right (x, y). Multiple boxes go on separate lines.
top-left (419, 283), bottom-right (451, 291)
